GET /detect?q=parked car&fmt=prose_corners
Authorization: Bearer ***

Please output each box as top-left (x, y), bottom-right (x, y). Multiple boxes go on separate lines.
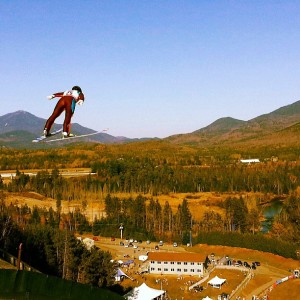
top-left (111, 237), bottom-right (115, 241)
top-left (173, 242), bottom-right (178, 247)
top-left (194, 286), bottom-right (203, 292)
top-left (155, 245), bottom-right (159, 250)
top-left (235, 260), bottom-right (242, 267)
top-left (120, 241), bottom-right (124, 246)
top-left (244, 262), bottom-right (251, 268)
top-left (253, 261), bottom-right (261, 266)
top-left (146, 240), bottom-right (151, 244)
top-left (159, 241), bottom-right (163, 246)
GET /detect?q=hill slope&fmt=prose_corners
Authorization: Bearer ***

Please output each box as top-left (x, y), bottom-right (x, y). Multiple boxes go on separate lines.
top-left (166, 100), bottom-right (300, 146)
top-left (1, 99), bottom-right (300, 149)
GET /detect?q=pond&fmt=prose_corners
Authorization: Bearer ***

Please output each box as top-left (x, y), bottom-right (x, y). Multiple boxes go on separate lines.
top-left (261, 199), bottom-right (283, 233)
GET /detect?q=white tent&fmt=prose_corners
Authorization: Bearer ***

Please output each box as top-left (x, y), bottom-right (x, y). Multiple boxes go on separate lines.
top-left (208, 275), bottom-right (226, 288)
top-left (202, 297), bottom-right (213, 300)
top-left (124, 283), bottom-right (166, 300)
top-left (115, 268), bottom-right (133, 282)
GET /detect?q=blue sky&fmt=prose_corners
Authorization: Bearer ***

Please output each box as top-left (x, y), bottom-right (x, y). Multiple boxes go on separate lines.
top-left (1, 1), bottom-right (300, 138)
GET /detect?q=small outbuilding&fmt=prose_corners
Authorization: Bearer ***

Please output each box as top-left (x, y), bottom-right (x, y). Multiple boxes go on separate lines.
top-left (138, 255), bottom-right (148, 262)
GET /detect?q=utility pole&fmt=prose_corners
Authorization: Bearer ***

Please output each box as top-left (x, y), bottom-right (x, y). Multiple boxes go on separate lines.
top-left (119, 224), bottom-right (124, 240)
top-left (17, 243), bottom-right (22, 270)
top-left (189, 218), bottom-right (193, 247)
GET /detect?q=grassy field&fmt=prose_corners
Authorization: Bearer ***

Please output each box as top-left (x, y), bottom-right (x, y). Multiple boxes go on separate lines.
top-left (268, 279), bottom-right (300, 299)
top-left (4, 189), bottom-right (265, 224)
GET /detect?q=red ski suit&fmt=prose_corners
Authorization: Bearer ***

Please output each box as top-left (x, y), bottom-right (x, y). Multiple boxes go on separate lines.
top-left (44, 90), bottom-right (85, 135)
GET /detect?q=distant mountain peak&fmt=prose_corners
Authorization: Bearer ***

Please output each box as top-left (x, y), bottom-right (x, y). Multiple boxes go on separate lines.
top-left (205, 116), bottom-right (245, 127)
top-left (193, 117), bottom-right (245, 134)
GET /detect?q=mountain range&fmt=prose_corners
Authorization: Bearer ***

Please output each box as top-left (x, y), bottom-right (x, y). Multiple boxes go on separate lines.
top-left (1, 99), bottom-right (300, 148)
top-left (166, 100), bottom-right (300, 147)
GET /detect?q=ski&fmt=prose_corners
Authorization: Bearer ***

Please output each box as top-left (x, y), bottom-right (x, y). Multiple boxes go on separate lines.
top-left (44, 129), bottom-right (109, 143)
top-left (32, 128), bottom-right (63, 143)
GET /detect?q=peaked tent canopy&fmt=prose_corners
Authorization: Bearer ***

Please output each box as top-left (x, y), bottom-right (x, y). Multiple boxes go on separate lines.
top-left (115, 268), bottom-right (133, 282)
top-left (124, 283), bottom-right (165, 300)
top-left (208, 275), bottom-right (226, 288)
top-left (202, 297), bottom-right (213, 300)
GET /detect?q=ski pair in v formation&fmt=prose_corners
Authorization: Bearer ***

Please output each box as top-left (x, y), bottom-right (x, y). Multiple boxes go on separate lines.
top-left (32, 128), bottom-right (108, 143)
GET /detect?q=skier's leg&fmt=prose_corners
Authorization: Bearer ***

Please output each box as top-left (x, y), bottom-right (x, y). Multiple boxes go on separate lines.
top-left (44, 101), bottom-right (65, 135)
top-left (63, 99), bottom-right (75, 136)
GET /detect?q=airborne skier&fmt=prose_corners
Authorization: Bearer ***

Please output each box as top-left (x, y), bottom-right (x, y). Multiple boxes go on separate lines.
top-left (43, 86), bottom-right (84, 138)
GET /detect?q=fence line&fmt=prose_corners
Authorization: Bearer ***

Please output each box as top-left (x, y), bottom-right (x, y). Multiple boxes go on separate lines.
top-left (188, 263), bottom-right (252, 298)
top-left (0, 248), bottom-right (39, 272)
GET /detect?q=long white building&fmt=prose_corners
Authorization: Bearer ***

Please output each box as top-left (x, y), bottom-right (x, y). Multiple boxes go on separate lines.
top-left (240, 159), bottom-right (260, 164)
top-left (148, 252), bottom-right (205, 276)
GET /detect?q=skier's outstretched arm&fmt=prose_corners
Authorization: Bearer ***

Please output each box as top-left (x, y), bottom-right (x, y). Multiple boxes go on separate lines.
top-left (47, 92), bottom-right (64, 100)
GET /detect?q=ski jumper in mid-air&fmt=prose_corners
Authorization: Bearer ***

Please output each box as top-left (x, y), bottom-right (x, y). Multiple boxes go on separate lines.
top-left (43, 86), bottom-right (84, 138)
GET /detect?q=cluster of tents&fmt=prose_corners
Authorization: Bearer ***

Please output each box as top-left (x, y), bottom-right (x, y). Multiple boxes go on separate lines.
top-left (121, 275), bottom-right (228, 300)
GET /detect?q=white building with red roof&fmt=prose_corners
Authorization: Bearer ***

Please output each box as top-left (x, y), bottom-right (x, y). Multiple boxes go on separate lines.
top-left (147, 252), bottom-right (205, 276)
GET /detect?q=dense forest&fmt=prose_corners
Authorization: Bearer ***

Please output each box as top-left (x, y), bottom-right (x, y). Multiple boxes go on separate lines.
top-left (2, 150), bottom-right (300, 197)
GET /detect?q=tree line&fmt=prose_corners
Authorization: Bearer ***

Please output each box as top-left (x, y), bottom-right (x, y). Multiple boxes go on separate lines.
top-left (2, 159), bottom-right (300, 198)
